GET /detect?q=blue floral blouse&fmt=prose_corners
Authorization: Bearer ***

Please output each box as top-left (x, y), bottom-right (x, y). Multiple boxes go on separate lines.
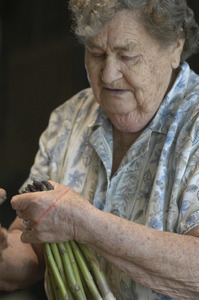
top-left (21, 62), bottom-right (199, 299)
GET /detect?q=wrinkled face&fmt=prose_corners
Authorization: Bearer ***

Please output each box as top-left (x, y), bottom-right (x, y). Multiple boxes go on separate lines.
top-left (85, 10), bottom-right (183, 133)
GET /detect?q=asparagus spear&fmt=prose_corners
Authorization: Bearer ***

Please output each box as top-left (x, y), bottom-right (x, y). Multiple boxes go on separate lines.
top-left (51, 243), bottom-right (74, 300)
top-left (58, 242), bottom-right (86, 299)
top-left (78, 244), bottom-right (115, 300)
top-left (70, 241), bottom-right (103, 300)
top-left (64, 242), bottom-right (86, 298)
top-left (44, 243), bottom-right (70, 300)
top-left (46, 268), bottom-right (56, 300)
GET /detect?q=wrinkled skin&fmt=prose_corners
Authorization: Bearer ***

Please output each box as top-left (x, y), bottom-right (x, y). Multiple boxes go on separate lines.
top-left (10, 180), bottom-right (199, 299)
top-left (11, 182), bottom-right (89, 244)
top-left (84, 9), bottom-right (184, 174)
top-left (84, 10), bottom-right (184, 134)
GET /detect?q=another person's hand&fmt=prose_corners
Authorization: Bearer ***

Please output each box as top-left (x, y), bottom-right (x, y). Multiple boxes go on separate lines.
top-left (0, 188), bottom-right (6, 205)
top-left (11, 181), bottom-right (92, 244)
top-left (0, 227), bottom-right (8, 261)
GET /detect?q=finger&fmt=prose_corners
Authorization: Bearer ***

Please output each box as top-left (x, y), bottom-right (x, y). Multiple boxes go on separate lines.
top-left (15, 211), bottom-right (21, 220)
top-left (48, 180), bottom-right (59, 189)
top-left (48, 180), bottom-right (70, 191)
top-left (11, 192), bottom-right (36, 211)
top-left (22, 219), bottom-right (30, 227)
top-left (0, 189), bottom-right (6, 205)
top-left (15, 209), bottom-right (37, 228)
top-left (21, 228), bottom-right (39, 244)
top-left (21, 229), bottom-right (33, 243)
top-left (0, 189), bottom-right (6, 199)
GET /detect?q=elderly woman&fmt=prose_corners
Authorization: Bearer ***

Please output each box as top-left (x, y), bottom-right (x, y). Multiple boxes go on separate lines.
top-left (1, 0), bottom-right (199, 299)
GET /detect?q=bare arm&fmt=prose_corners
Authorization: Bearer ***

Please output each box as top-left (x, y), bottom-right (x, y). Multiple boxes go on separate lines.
top-left (11, 181), bottom-right (199, 299)
top-left (83, 208), bottom-right (199, 300)
top-left (0, 217), bottom-right (45, 291)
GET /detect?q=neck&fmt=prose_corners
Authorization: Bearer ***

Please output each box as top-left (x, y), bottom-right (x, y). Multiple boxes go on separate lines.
top-left (111, 127), bottom-right (142, 176)
top-left (113, 127), bottom-right (141, 148)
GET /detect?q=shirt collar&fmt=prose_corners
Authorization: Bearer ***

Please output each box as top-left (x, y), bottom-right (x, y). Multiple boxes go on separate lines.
top-left (148, 62), bottom-right (190, 134)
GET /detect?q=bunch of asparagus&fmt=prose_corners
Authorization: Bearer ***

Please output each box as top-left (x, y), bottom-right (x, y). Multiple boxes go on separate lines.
top-left (22, 180), bottom-right (115, 300)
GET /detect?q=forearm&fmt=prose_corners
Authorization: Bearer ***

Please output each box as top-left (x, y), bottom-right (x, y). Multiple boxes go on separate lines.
top-left (10, 183), bottom-right (199, 298)
top-left (0, 226), bottom-right (45, 291)
top-left (79, 206), bottom-right (199, 299)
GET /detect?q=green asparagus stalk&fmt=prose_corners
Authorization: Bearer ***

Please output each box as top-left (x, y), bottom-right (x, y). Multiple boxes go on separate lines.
top-left (58, 242), bottom-right (86, 300)
top-left (22, 180), bottom-right (116, 300)
top-left (50, 243), bottom-right (74, 300)
top-left (44, 243), bottom-right (70, 300)
top-left (70, 241), bottom-right (103, 300)
top-left (50, 243), bottom-right (68, 287)
top-left (78, 244), bottom-right (115, 300)
top-left (48, 267), bottom-right (61, 300)
top-left (64, 242), bottom-right (86, 298)
top-left (44, 252), bottom-right (56, 300)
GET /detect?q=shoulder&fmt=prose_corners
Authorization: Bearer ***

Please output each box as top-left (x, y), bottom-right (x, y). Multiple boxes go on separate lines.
top-left (42, 88), bottom-right (99, 146)
top-left (50, 88), bottom-right (95, 123)
top-left (180, 62), bottom-right (199, 106)
top-left (171, 63), bottom-right (199, 124)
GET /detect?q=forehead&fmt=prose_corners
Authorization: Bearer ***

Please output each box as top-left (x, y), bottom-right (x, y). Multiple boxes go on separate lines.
top-left (86, 10), bottom-right (156, 51)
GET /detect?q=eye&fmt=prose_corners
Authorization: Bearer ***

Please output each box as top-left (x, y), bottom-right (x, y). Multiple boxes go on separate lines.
top-left (86, 46), bottom-right (106, 59)
top-left (91, 51), bottom-right (105, 58)
top-left (121, 55), bottom-right (133, 60)
top-left (120, 54), bottom-right (141, 63)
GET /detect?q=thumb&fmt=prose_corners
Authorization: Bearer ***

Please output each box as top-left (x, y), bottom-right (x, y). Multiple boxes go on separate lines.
top-left (11, 193), bottom-right (33, 211)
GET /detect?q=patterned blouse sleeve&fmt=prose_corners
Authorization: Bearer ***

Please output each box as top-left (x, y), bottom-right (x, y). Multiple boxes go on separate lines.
top-left (176, 114), bottom-right (199, 234)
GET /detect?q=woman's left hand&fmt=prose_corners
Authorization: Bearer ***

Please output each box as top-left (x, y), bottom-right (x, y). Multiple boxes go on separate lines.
top-left (11, 181), bottom-right (91, 244)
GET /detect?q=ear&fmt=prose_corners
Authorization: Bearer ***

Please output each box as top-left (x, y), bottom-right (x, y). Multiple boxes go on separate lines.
top-left (170, 38), bottom-right (185, 69)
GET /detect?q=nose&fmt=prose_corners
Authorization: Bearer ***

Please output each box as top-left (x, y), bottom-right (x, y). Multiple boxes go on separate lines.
top-left (100, 58), bottom-right (123, 84)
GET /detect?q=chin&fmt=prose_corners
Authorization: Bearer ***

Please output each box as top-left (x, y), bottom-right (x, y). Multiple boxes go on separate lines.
top-left (110, 106), bottom-right (154, 133)
top-left (111, 115), bottom-right (147, 133)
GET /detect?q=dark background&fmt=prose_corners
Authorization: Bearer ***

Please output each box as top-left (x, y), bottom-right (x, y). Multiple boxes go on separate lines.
top-left (0, 0), bottom-right (89, 227)
top-left (0, 0), bottom-right (198, 299)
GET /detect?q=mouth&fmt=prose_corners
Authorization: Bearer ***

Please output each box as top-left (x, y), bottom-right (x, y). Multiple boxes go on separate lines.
top-left (103, 87), bottom-right (129, 95)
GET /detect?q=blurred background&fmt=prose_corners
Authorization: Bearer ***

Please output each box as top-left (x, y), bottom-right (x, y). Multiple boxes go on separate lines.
top-left (0, 0), bottom-right (198, 299)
